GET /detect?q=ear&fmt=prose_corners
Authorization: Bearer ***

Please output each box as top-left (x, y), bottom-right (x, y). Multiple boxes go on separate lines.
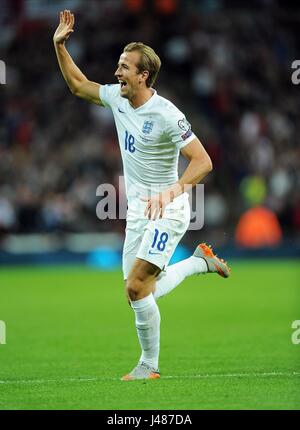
top-left (140, 70), bottom-right (149, 84)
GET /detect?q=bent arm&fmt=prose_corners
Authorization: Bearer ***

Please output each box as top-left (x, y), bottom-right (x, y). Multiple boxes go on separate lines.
top-left (143, 138), bottom-right (212, 219)
top-left (178, 137), bottom-right (213, 190)
top-left (166, 138), bottom-right (213, 200)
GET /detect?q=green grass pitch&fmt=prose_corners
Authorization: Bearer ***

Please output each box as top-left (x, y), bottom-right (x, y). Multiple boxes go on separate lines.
top-left (0, 260), bottom-right (299, 410)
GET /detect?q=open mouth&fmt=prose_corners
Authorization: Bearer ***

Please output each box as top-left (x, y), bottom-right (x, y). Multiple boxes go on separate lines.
top-left (119, 81), bottom-right (127, 88)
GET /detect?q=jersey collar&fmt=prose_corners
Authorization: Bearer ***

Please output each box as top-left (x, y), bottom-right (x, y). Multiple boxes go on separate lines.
top-left (128, 88), bottom-right (157, 112)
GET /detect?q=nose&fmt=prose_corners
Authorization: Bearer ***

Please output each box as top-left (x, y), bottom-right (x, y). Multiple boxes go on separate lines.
top-left (115, 67), bottom-right (121, 78)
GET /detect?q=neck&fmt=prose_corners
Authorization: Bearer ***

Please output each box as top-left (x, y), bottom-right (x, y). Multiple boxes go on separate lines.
top-left (130, 87), bottom-right (153, 109)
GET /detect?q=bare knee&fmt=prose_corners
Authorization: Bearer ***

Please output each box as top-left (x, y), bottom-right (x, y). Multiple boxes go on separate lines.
top-left (125, 259), bottom-right (161, 302)
top-left (126, 276), bottom-right (145, 301)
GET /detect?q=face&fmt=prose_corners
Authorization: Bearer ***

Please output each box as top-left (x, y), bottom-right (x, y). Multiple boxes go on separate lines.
top-left (114, 51), bottom-right (148, 100)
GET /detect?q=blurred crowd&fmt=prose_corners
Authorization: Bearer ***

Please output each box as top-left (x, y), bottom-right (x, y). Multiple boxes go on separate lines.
top-left (0, 0), bottom-right (299, 246)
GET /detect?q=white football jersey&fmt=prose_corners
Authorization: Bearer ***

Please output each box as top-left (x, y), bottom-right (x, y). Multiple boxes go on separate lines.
top-left (99, 84), bottom-right (196, 208)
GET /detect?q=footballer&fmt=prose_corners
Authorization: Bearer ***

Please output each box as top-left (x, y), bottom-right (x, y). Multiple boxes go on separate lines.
top-left (53, 10), bottom-right (231, 381)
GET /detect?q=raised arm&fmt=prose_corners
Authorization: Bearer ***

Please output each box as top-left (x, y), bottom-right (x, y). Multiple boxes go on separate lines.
top-left (53, 10), bottom-right (103, 106)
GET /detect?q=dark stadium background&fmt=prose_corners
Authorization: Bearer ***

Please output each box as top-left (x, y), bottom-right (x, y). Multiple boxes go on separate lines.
top-left (0, 0), bottom-right (299, 264)
top-left (0, 0), bottom-right (299, 411)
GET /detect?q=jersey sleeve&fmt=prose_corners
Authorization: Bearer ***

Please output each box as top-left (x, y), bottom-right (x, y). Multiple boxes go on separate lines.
top-left (99, 84), bottom-right (120, 108)
top-left (165, 107), bottom-right (196, 149)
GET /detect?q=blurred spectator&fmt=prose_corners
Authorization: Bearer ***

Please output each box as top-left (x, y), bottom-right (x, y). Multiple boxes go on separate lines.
top-left (0, 195), bottom-right (16, 232)
top-left (235, 206), bottom-right (282, 248)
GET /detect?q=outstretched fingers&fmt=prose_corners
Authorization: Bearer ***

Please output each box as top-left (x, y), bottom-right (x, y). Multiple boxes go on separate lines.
top-left (62, 9), bottom-right (70, 25)
top-left (70, 13), bottom-right (75, 29)
top-left (66, 10), bottom-right (71, 26)
top-left (60, 9), bottom-right (74, 30)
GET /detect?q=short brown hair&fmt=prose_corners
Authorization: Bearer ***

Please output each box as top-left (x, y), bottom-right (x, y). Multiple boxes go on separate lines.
top-left (123, 42), bottom-right (161, 88)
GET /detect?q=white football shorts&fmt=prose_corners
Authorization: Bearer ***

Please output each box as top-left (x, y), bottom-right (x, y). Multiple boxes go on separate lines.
top-left (122, 193), bottom-right (190, 280)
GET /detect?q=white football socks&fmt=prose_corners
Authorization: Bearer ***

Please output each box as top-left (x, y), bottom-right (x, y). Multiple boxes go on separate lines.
top-left (154, 256), bottom-right (208, 300)
top-left (130, 293), bottom-right (161, 370)
top-left (129, 257), bottom-right (207, 369)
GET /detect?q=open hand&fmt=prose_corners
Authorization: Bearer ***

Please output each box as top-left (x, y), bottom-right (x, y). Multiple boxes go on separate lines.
top-left (141, 190), bottom-right (174, 220)
top-left (53, 10), bottom-right (75, 44)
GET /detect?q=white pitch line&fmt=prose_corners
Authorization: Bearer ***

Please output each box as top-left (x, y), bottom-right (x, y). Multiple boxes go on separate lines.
top-left (0, 371), bottom-right (299, 385)
top-left (164, 371), bottom-right (300, 380)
